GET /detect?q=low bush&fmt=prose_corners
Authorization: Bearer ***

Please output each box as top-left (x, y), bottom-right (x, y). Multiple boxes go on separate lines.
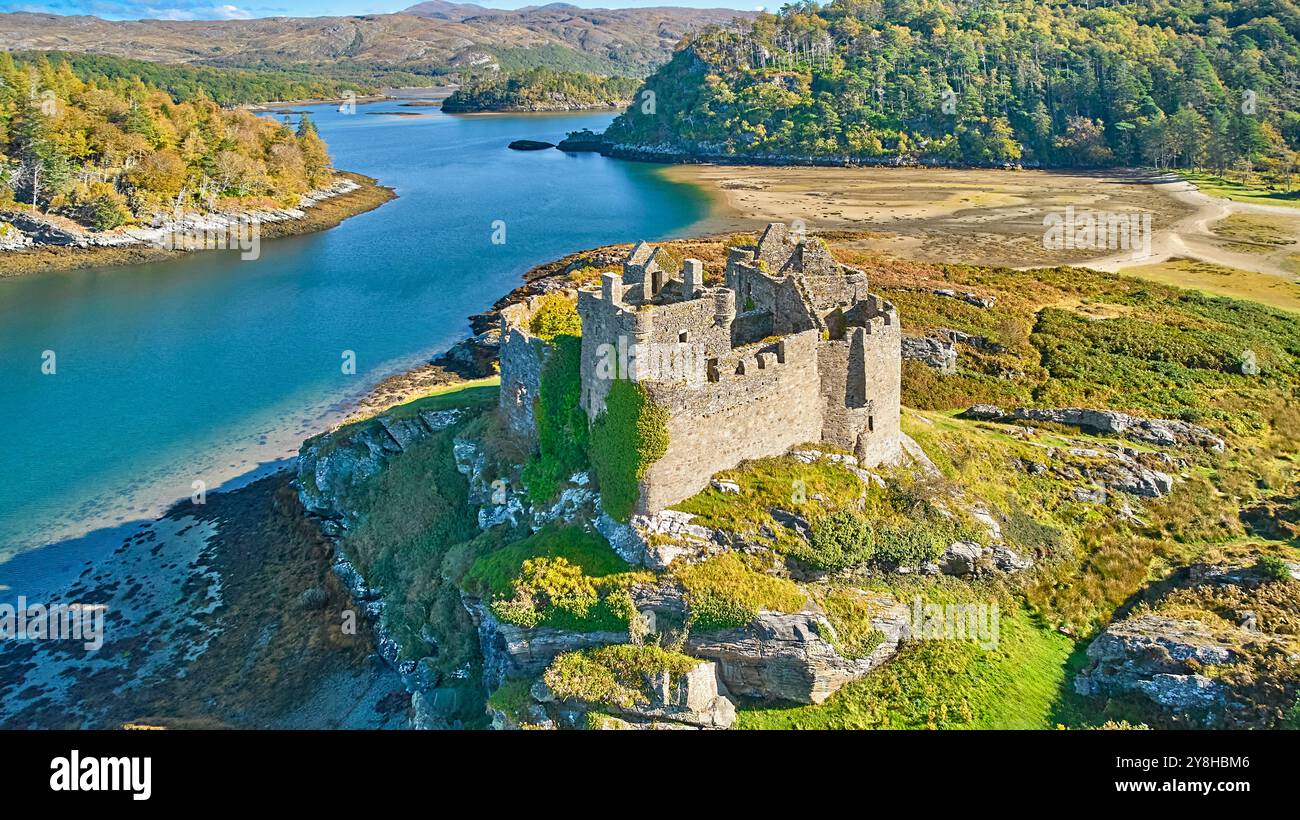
top-left (463, 524), bottom-right (650, 631)
top-left (1257, 554), bottom-right (1292, 582)
top-left (527, 293), bottom-right (581, 340)
top-left (676, 552), bottom-right (806, 631)
top-left (803, 509), bottom-right (875, 571)
top-left (543, 644), bottom-right (700, 709)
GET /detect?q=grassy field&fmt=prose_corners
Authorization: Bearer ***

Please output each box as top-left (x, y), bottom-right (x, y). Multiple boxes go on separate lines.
top-left (1179, 171), bottom-right (1300, 209)
top-left (1119, 258), bottom-right (1300, 314)
top-left (737, 596), bottom-right (1079, 730)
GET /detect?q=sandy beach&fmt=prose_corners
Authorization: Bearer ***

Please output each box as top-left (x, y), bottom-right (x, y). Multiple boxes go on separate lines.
top-left (665, 164), bottom-right (1300, 311)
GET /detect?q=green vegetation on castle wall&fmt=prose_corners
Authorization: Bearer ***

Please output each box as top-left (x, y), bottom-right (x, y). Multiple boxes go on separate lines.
top-left (587, 379), bottom-right (670, 522)
top-left (523, 330), bottom-right (589, 504)
top-left (528, 293), bottom-right (582, 341)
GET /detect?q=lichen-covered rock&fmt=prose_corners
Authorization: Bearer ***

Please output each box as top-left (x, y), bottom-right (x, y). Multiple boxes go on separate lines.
top-left (989, 545), bottom-right (1033, 572)
top-left (686, 594), bottom-right (911, 704)
top-left (1073, 614), bottom-right (1240, 715)
top-left (595, 509), bottom-right (724, 570)
top-left (901, 334), bottom-right (957, 373)
top-left (940, 541), bottom-right (983, 576)
top-left (463, 596), bottom-right (625, 690)
top-left (962, 406), bottom-right (1225, 452)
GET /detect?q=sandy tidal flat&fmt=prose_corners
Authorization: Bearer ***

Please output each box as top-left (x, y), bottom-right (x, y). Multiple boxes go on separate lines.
top-left (666, 164), bottom-right (1300, 312)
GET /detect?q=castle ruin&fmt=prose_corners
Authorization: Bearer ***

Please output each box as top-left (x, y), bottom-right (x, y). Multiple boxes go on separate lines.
top-left (502, 223), bottom-right (902, 515)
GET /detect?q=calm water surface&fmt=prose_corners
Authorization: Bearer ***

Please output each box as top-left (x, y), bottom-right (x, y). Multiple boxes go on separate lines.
top-left (0, 103), bottom-right (709, 592)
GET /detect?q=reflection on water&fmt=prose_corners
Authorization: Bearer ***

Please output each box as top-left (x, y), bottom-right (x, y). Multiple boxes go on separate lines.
top-left (0, 103), bottom-right (708, 568)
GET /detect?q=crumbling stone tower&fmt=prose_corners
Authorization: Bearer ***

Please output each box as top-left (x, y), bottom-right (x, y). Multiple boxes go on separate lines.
top-left (569, 224), bottom-right (902, 514)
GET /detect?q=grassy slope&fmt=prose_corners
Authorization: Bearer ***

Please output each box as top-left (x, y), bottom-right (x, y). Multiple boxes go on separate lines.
top-left (1120, 259), bottom-right (1300, 315)
top-left (327, 233), bottom-right (1300, 730)
top-left (738, 604), bottom-right (1077, 730)
top-left (1179, 171), bottom-right (1300, 209)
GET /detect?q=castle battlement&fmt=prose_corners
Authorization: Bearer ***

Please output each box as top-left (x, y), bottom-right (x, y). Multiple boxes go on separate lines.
top-left (504, 225), bottom-right (904, 515)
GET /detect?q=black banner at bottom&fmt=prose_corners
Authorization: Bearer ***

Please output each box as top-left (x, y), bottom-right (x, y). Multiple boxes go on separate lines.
top-left (0, 728), bottom-right (1285, 806)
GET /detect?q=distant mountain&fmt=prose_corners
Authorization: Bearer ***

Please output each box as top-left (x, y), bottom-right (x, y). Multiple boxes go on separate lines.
top-left (403, 1), bottom-right (495, 21)
top-left (0, 6), bottom-right (754, 80)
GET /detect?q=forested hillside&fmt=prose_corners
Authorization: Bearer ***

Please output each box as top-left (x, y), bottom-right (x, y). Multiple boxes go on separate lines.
top-left (0, 54), bottom-right (333, 230)
top-left (602, 0), bottom-right (1300, 172)
top-left (442, 68), bottom-right (642, 111)
top-left (18, 52), bottom-right (368, 107)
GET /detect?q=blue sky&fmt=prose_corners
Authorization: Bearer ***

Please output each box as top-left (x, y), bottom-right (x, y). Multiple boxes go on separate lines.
top-left (0, 0), bottom-right (762, 21)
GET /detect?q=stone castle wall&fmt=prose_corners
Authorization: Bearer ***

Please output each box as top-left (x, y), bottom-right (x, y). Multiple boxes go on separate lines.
top-left (817, 312), bottom-right (902, 464)
top-left (637, 331), bottom-right (824, 513)
top-left (506, 230), bottom-right (905, 516)
top-left (498, 298), bottom-right (554, 443)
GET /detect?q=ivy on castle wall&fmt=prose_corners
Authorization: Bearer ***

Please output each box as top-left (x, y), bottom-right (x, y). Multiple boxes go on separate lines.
top-left (522, 333), bottom-right (589, 504)
top-left (588, 380), bottom-right (670, 523)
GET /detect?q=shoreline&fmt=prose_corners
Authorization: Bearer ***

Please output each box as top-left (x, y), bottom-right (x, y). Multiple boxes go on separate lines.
top-left (442, 101), bottom-right (628, 114)
top-left (655, 163), bottom-right (1300, 300)
top-left (0, 171), bottom-right (396, 279)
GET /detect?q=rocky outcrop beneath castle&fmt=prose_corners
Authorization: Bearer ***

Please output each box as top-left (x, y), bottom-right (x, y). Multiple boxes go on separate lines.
top-left (505, 661), bottom-right (736, 730)
top-left (686, 596), bottom-right (911, 704)
top-left (627, 580), bottom-right (911, 705)
top-left (962, 405), bottom-right (1226, 452)
top-left (298, 407), bottom-right (465, 534)
top-left (452, 434), bottom-right (597, 531)
top-left (464, 597), bottom-right (626, 691)
top-left (294, 404), bottom-right (474, 729)
top-left (902, 334), bottom-right (957, 373)
top-left (595, 509), bottom-right (727, 570)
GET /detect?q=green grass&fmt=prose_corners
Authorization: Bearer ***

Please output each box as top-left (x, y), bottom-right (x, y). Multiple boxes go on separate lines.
top-left (383, 378), bottom-right (500, 417)
top-left (1179, 171), bottom-right (1300, 210)
top-left (462, 523), bottom-right (630, 600)
top-left (676, 552), bottom-right (806, 631)
top-left (461, 523), bottom-right (649, 632)
top-left (815, 586), bottom-right (887, 660)
top-left (738, 602), bottom-right (1079, 730)
top-left (672, 453), bottom-right (865, 557)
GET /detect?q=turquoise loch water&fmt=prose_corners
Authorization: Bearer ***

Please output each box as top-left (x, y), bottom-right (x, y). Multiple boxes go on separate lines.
top-left (0, 102), bottom-right (709, 589)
